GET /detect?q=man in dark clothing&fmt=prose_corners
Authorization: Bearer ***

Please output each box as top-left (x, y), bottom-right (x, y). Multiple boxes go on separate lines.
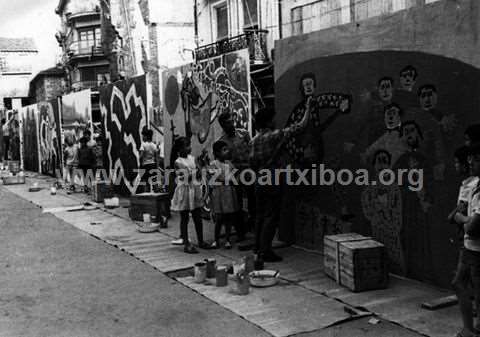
top-left (250, 100), bottom-right (311, 262)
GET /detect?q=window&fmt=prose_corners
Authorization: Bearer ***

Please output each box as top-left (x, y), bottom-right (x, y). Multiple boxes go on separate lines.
top-left (243, 0), bottom-right (258, 29)
top-left (216, 4), bottom-right (229, 40)
top-left (0, 57), bottom-right (6, 72)
top-left (291, 6), bottom-right (303, 36)
top-left (78, 27), bottom-right (101, 52)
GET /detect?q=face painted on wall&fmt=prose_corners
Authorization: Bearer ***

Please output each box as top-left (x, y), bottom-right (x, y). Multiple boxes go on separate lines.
top-left (374, 151), bottom-right (391, 174)
top-left (302, 77), bottom-right (316, 97)
top-left (378, 79), bottom-right (393, 102)
top-left (384, 105), bottom-right (401, 129)
top-left (401, 123), bottom-right (421, 149)
top-left (419, 86), bottom-right (437, 111)
top-left (399, 68), bottom-right (417, 91)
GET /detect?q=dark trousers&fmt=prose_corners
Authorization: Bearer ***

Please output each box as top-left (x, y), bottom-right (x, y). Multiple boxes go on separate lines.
top-left (140, 163), bottom-right (157, 193)
top-left (180, 208), bottom-right (204, 246)
top-left (235, 183), bottom-right (256, 235)
top-left (255, 184), bottom-right (283, 254)
top-left (3, 136), bottom-right (10, 160)
top-left (214, 213), bottom-right (234, 242)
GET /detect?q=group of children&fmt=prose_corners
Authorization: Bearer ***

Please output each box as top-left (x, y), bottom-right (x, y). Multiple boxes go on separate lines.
top-left (169, 136), bottom-right (238, 254)
top-left (450, 124), bottom-right (480, 337)
top-left (63, 129), bottom-right (100, 193)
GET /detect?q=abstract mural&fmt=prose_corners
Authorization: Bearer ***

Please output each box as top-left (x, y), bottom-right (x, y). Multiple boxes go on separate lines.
top-left (20, 104), bottom-right (40, 173)
top-left (275, 50), bottom-right (479, 286)
top-left (61, 89), bottom-right (92, 144)
top-left (38, 99), bottom-right (62, 177)
top-left (99, 75), bottom-right (148, 195)
top-left (163, 49), bottom-right (251, 166)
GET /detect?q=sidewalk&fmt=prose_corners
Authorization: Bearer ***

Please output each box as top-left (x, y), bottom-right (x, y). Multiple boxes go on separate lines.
top-left (1, 173), bottom-right (462, 337)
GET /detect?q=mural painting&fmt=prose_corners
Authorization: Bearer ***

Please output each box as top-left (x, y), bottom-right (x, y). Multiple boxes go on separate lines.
top-left (20, 104), bottom-right (40, 172)
top-left (99, 75), bottom-right (148, 195)
top-left (38, 99), bottom-right (62, 177)
top-left (163, 49), bottom-right (251, 166)
top-left (275, 50), bottom-right (479, 286)
top-left (61, 89), bottom-right (93, 144)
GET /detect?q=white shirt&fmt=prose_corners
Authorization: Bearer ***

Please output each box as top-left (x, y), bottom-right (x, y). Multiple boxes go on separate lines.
top-left (463, 176), bottom-right (480, 251)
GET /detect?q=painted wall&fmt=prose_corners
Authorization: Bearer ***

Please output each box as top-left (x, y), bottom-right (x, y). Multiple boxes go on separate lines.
top-left (163, 49), bottom-right (251, 167)
top-left (99, 75), bottom-right (148, 195)
top-left (274, 0), bottom-right (480, 287)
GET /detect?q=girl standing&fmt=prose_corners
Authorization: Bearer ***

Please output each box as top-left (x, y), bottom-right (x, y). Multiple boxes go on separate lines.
top-left (140, 129), bottom-right (158, 193)
top-left (171, 137), bottom-right (208, 254)
top-left (64, 136), bottom-right (78, 193)
top-left (208, 140), bottom-right (239, 249)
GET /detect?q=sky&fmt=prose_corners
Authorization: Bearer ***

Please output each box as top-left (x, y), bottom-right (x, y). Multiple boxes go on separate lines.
top-left (0, 0), bottom-right (61, 73)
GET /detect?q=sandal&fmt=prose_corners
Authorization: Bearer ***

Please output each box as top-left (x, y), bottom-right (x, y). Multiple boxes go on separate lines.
top-left (184, 245), bottom-right (198, 254)
top-left (210, 241), bottom-right (219, 249)
top-left (198, 242), bottom-right (211, 250)
top-left (224, 241), bottom-right (232, 249)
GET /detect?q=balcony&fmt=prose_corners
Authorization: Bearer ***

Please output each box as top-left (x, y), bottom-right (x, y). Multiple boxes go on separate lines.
top-left (66, 40), bottom-right (104, 60)
top-left (66, 10), bottom-right (100, 23)
top-left (195, 29), bottom-right (269, 64)
top-left (71, 80), bottom-right (105, 92)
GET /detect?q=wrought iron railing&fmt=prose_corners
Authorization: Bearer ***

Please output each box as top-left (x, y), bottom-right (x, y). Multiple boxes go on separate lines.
top-left (71, 80), bottom-right (102, 91)
top-left (66, 39), bottom-right (103, 58)
top-left (195, 29), bottom-right (269, 64)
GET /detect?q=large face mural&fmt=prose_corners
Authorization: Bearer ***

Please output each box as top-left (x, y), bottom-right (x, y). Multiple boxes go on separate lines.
top-left (163, 49), bottom-right (251, 166)
top-left (99, 75), bottom-right (148, 195)
top-left (275, 50), bottom-right (478, 287)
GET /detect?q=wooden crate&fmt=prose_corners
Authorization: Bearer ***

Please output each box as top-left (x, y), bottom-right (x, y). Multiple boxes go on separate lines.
top-left (2, 175), bottom-right (25, 185)
top-left (7, 161), bottom-right (20, 174)
top-left (128, 193), bottom-right (170, 222)
top-left (324, 233), bottom-right (388, 292)
top-left (92, 181), bottom-right (114, 203)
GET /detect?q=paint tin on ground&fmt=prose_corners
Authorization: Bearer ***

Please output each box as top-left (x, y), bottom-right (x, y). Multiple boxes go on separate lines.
top-left (194, 262), bottom-right (207, 283)
top-left (143, 213), bottom-right (151, 223)
top-left (254, 254), bottom-right (264, 271)
top-left (236, 275), bottom-right (250, 295)
top-left (215, 266), bottom-right (228, 287)
top-left (243, 254), bottom-right (255, 273)
top-left (205, 258), bottom-right (216, 278)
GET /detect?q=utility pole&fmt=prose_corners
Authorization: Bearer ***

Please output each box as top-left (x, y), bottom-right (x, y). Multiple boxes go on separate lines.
top-left (194, 0), bottom-right (199, 48)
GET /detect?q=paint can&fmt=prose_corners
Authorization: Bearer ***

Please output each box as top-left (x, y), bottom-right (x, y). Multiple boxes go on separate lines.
top-left (254, 254), bottom-right (264, 271)
top-left (243, 254), bottom-right (255, 273)
top-left (215, 266), bottom-right (228, 287)
top-left (194, 262), bottom-right (207, 283)
top-left (236, 274), bottom-right (250, 295)
top-left (143, 213), bottom-right (151, 223)
top-left (205, 258), bottom-right (216, 278)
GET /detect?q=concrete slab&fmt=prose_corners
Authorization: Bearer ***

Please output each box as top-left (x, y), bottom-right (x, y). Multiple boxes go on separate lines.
top-left (177, 276), bottom-right (361, 337)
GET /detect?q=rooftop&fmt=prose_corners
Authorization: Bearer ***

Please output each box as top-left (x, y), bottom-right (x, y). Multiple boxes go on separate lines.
top-left (0, 37), bottom-right (37, 52)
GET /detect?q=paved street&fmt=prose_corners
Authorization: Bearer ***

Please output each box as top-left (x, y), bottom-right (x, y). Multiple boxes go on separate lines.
top-left (0, 188), bottom-right (271, 337)
top-left (0, 183), bottom-right (445, 337)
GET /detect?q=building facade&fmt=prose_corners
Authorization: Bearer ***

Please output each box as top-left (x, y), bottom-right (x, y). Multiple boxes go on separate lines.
top-left (0, 38), bottom-right (38, 108)
top-left (28, 67), bottom-right (66, 103)
top-left (55, 0), bottom-right (112, 92)
top-left (195, 0), bottom-right (278, 112)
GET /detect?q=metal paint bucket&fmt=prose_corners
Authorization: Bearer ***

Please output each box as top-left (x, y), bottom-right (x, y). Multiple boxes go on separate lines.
top-left (194, 262), bottom-right (207, 283)
top-left (215, 266), bottom-right (228, 287)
